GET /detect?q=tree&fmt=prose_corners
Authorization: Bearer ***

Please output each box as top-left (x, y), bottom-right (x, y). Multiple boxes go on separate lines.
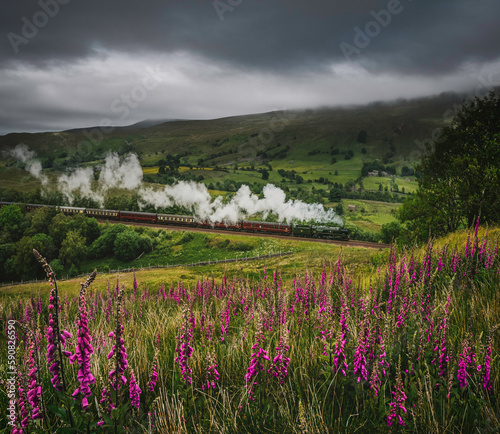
top-left (139, 235), bottom-right (153, 253)
top-left (50, 259), bottom-right (65, 277)
top-left (49, 212), bottom-right (70, 248)
top-left (68, 214), bottom-right (100, 244)
top-left (357, 130), bottom-right (367, 143)
top-left (401, 166), bottom-right (414, 177)
top-left (12, 234), bottom-right (55, 279)
top-left (13, 236), bottom-right (39, 279)
top-left (32, 233), bottom-right (56, 259)
top-left (59, 230), bottom-right (87, 267)
top-left (329, 188), bottom-right (343, 202)
top-left (114, 229), bottom-right (143, 262)
top-left (380, 221), bottom-right (402, 244)
top-left (25, 207), bottom-right (54, 237)
top-left (399, 92), bottom-right (500, 240)
top-left (335, 203), bottom-right (344, 216)
top-left (88, 223), bottom-right (127, 259)
top-left (261, 168), bottom-right (269, 180)
top-left (0, 204), bottom-right (23, 243)
top-left (0, 243), bottom-right (15, 281)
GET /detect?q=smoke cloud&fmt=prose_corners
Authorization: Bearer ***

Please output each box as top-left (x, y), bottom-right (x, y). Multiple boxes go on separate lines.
top-left (56, 153), bottom-right (144, 205)
top-left (99, 153), bottom-right (144, 191)
top-left (5, 144), bottom-right (48, 186)
top-left (138, 182), bottom-right (342, 225)
top-left (8, 146), bottom-right (343, 225)
top-left (5, 143), bottom-right (36, 162)
top-left (58, 167), bottom-right (101, 206)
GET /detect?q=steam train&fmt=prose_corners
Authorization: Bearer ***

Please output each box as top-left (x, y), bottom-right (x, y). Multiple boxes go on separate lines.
top-left (0, 201), bottom-right (350, 241)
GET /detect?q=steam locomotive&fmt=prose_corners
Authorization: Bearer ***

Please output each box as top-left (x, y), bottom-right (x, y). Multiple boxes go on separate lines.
top-left (0, 201), bottom-right (350, 241)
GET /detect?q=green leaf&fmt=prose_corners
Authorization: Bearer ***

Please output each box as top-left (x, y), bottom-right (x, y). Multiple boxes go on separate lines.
top-left (102, 414), bottom-right (113, 425)
top-left (48, 404), bottom-right (67, 420)
top-left (117, 401), bottom-right (131, 419)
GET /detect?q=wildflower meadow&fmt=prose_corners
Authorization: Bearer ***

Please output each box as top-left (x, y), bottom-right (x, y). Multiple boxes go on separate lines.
top-left (1, 220), bottom-right (499, 432)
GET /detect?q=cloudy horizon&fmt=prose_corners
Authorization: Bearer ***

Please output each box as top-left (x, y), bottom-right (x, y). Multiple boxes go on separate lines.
top-left (1, 0), bottom-right (500, 135)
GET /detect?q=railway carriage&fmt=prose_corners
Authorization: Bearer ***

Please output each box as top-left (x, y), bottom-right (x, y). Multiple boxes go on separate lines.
top-left (86, 208), bottom-right (120, 220)
top-left (25, 203), bottom-right (53, 212)
top-left (242, 221), bottom-right (292, 234)
top-left (157, 213), bottom-right (196, 226)
top-left (120, 210), bottom-right (157, 223)
top-left (57, 206), bottom-right (86, 215)
top-left (197, 220), bottom-right (242, 231)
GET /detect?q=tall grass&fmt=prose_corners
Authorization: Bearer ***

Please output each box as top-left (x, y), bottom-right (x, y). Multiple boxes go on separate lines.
top-left (1, 222), bottom-right (499, 432)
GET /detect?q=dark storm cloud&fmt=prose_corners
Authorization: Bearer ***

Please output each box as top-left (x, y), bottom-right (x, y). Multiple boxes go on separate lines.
top-left (1, 0), bottom-right (500, 134)
top-left (1, 0), bottom-right (499, 74)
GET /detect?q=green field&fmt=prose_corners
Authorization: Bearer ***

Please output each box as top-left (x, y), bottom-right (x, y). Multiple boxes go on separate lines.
top-left (340, 199), bottom-right (401, 231)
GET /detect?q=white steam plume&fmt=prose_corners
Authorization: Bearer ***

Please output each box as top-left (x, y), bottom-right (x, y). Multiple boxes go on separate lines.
top-left (5, 144), bottom-right (48, 186)
top-left (6, 146), bottom-right (144, 205)
top-left (57, 152), bottom-right (143, 205)
top-left (8, 146), bottom-right (342, 225)
top-left (5, 143), bottom-right (36, 162)
top-left (99, 153), bottom-right (143, 191)
top-left (139, 182), bottom-right (343, 225)
top-left (58, 167), bottom-right (102, 206)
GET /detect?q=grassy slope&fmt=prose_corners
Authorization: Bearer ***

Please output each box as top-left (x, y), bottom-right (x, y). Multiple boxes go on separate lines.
top-left (0, 92), bottom-right (468, 233)
top-left (0, 93), bottom-right (462, 167)
top-left (0, 232), bottom-right (379, 297)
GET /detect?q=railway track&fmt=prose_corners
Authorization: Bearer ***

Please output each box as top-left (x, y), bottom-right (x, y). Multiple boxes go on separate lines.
top-left (96, 219), bottom-right (390, 250)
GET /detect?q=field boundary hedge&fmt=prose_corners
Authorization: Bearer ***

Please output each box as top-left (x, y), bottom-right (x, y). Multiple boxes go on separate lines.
top-left (0, 251), bottom-right (293, 288)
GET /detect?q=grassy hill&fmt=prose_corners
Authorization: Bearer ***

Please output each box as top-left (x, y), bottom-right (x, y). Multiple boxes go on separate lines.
top-left (0, 92), bottom-right (466, 168)
top-left (0, 91), bottom-right (474, 236)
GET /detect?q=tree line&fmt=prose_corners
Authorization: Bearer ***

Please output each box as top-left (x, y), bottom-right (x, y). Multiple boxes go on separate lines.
top-left (397, 91), bottom-right (500, 242)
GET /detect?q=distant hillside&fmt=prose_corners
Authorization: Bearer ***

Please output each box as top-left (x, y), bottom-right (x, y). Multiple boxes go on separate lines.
top-left (0, 91), bottom-right (474, 170)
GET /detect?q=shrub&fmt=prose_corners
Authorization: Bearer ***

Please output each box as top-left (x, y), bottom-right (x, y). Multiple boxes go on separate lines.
top-left (380, 221), bottom-right (402, 244)
top-left (114, 229), bottom-right (143, 261)
top-left (175, 232), bottom-right (194, 245)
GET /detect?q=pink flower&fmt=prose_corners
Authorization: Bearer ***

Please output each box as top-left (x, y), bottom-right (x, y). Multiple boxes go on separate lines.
top-left (129, 370), bottom-right (142, 409)
top-left (70, 286), bottom-right (95, 407)
top-left (388, 365), bottom-right (407, 426)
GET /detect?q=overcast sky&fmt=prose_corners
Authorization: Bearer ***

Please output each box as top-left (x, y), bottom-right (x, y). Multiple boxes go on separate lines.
top-left (1, 0), bottom-right (499, 135)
